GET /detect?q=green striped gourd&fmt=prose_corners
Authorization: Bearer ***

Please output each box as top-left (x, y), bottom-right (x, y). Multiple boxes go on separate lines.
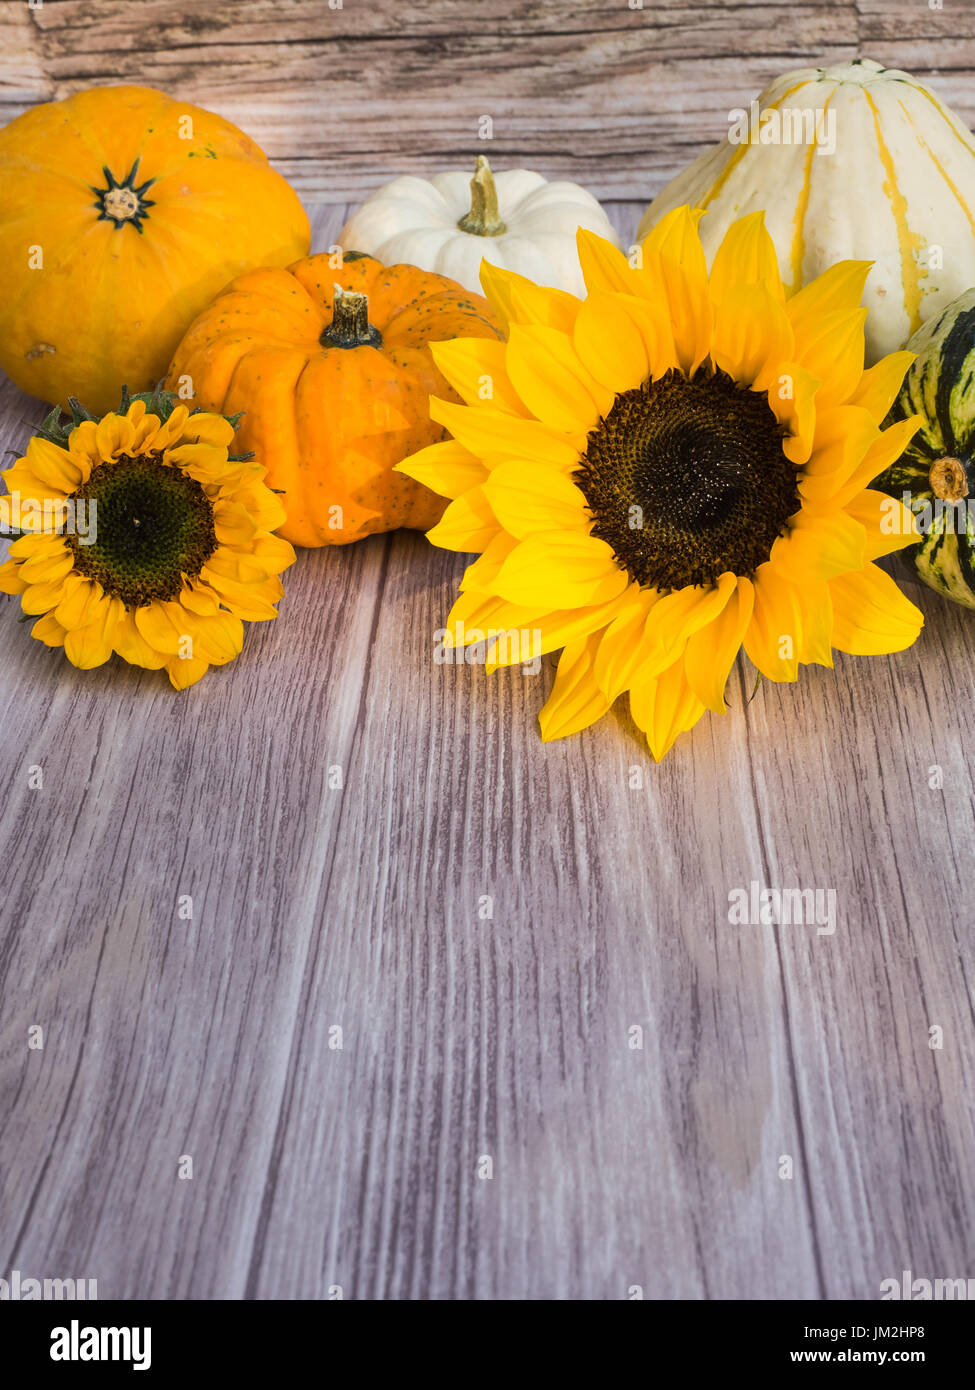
top-left (876, 288), bottom-right (975, 607)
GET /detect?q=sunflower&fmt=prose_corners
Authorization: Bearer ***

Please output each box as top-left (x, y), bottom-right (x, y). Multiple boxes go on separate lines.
top-left (0, 388), bottom-right (295, 689)
top-left (396, 207), bottom-right (925, 759)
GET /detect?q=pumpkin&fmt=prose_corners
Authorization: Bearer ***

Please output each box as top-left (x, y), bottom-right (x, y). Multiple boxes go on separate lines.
top-left (0, 84), bottom-right (310, 415)
top-left (338, 156), bottom-right (620, 298)
top-left (638, 58), bottom-right (975, 364)
top-left (876, 288), bottom-right (975, 608)
top-left (165, 251), bottom-right (502, 547)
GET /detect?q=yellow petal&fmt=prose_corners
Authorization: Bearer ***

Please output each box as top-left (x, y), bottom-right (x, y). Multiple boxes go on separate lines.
top-left (505, 324), bottom-right (610, 430)
top-left (481, 461), bottom-right (589, 539)
top-left (113, 610), bottom-right (169, 669)
top-left (829, 566), bottom-right (923, 655)
top-left (643, 572), bottom-right (738, 670)
top-left (787, 259), bottom-right (871, 323)
top-left (742, 564), bottom-right (802, 681)
top-left (479, 260), bottom-right (582, 334)
top-left (538, 629), bottom-right (612, 740)
top-left (431, 338), bottom-right (529, 416)
top-left (213, 500), bottom-right (259, 547)
top-left (491, 531), bottom-right (628, 608)
top-left (591, 588), bottom-right (661, 702)
top-left (54, 574), bottom-right (106, 631)
top-left (16, 544), bottom-right (75, 586)
top-left (711, 285), bottom-right (794, 389)
top-left (0, 557), bottom-right (27, 594)
top-left (576, 228), bottom-right (636, 297)
top-left (63, 596), bottom-right (123, 669)
top-left (708, 210), bottom-right (785, 305)
top-left (397, 440), bottom-right (489, 499)
top-left (484, 597), bottom-right (625, 671)
top-left (638, 207), bottom-right (712, 375)
top-left (571, 291), bottom-right (653, 395)
top-left (178, 413), bottom-right (236, 449)
top-left (847, 351), bottom-right (914, 423)
top-left (31, 611), bottom-right (67, 647)
top-left (683, 576), bottom-right (754, 712)
top-left (25, 437), bottom-right (88, 491)
top-left (793, 579), bottom-right (834, 668)
top-left (629, 654), bottom-right (708, 761)
top-left (426, 486), bottom-right (501, 552)
top-left (770, 509), bottom-right (866, 583)
top-left (134, 602), bottom-right (184, 656)
top-left (458, 533), bottom-right (519, 591)
top-left (167, 655), bottom-right (211, 690)
top-left (94, 412), bottom-right (133, 461)
top-left (791, 304), bottom-right (869, 408)
top-left (827, 415), bottom-right (922, 510)
top-left (844, 488), bottom-right (919, 559)
top-left (429, 398), bottom-right (582, 469)
top-left (20, 577), bottom-right (71, 616)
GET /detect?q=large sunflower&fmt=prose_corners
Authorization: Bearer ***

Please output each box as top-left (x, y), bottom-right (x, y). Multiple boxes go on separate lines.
top-left (0, 389), bottom-right (295, 689)
top-left (397, 208), bottom-right (925, 759)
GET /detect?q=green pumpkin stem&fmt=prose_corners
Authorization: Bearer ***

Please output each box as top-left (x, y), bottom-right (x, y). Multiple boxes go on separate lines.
top-left (457, 156), bottom-right (507, 237)
top-left (321, 287), bottom-right (382, 350)
top-left (929, 456), bottom-right (969, 503)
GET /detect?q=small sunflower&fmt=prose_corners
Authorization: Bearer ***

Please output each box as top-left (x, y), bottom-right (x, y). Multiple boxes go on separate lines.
top-left (0, 388), bottom-right (295, 689)
top-left (397, 208), bottom-right (925, 759)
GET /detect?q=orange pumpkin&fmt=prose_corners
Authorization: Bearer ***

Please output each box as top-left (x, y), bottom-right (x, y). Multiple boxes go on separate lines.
top-left (166, 252), bottom-right (503, 546)
top-left (0, 85), bottom-right (310, 414)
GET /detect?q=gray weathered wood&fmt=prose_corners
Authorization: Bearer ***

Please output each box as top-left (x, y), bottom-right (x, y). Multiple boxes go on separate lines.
top-left (0, 197), bottom-right (973, 1300)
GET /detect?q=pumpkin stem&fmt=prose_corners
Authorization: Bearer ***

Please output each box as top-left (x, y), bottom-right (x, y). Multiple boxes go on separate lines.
top-left (321, 286), bottom-right (382, 350)
top-left (929, 456), bottom-right (969, 503)
top-left (457, 156), bottom-right (507, 237)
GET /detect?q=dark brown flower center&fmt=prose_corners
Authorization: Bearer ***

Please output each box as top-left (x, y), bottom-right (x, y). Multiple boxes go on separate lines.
top-left (574, 366), bottom-right (798, 591)
top-left (67, 454), bottom-right (216, 607)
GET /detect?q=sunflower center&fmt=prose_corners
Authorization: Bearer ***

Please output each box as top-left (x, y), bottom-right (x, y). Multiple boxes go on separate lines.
top-left (67, 455), bottom-right (217, 607)
top-left (574, 366), bottom-right (798, 591)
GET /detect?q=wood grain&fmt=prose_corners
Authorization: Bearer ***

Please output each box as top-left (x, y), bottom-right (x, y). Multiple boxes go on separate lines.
top-left (2, 1), bottom-right (975, 202)
top-left (0, 200), bottom-right (972, 1300)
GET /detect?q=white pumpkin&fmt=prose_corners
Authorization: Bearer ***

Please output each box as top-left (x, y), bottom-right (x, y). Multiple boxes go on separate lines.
top-left (638, 58), bottom-right (975, 363)
top-left (339, 156), bottom-right (620, 298)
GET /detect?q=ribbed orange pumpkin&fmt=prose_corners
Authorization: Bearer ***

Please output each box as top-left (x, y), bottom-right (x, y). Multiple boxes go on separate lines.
top-left (0, 85), bottom-right (310, 414)
top-left (166, 252), bottom-right (503, 546)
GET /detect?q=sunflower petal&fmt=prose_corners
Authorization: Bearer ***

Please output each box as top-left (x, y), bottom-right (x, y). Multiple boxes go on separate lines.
top-left (538, 629), bottom-right (612, 740)
top-left (505, 324), bottom-right (610, 430)
top-left (490, 531), bottom-right (628, 608)
top-left (629, 654), bottom-right (708, 761)
top-left (425, 486), bottom-right (501, 552)
top-left (479, 261), bottom-right (582, 334)
top-left (708, 210), bottom-right (785, 305)
top-left (829, 566), bottom-right (923, 654)
top-left (847, 351), bottom-right (915, 423)
top-left (431, 338), bottom-right (529, 416)
top-left (396, 441), bottom-right (489, 499)
top-left (429, 398), bottom-right (582, 468)
top-left (683, 575), bottom-right (754, 712)
top-left (481, 461), bottom-right (589, 539)
top-left (742, 564), bottom-right (802, 681)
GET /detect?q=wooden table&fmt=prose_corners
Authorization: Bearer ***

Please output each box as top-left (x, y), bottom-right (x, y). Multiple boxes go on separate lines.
top-left (2, 2), bottom-right (974, 1302)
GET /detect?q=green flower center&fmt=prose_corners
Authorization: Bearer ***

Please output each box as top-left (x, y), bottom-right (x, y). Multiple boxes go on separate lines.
top-left (68, 455), bottom-right (217, 607)
top-left (574, 366), bottom-right (798, 591)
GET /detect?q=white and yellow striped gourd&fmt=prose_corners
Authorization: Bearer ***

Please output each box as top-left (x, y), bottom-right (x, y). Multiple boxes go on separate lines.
top-left (638, 58), bottom-right (975, 363)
